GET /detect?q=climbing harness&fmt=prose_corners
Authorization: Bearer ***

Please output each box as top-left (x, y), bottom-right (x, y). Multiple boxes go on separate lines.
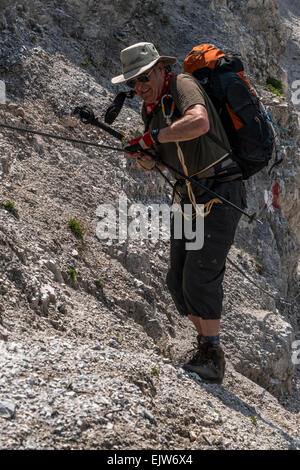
top-left (73, 105), bottom-right (253, 221)
top-left (0, 114), bottom-right (260, 223)
top-left (161, 92), bottom-right (224, 219)
top-left (161, 92), bottom-right (201, 218)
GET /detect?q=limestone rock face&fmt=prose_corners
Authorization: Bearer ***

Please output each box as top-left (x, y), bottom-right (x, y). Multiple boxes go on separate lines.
top-left (225, 307), bottom-right (294, 397)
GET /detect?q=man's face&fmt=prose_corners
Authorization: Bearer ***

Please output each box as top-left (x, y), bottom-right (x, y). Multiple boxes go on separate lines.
top-left (133, 63), bottom-right (165, 104)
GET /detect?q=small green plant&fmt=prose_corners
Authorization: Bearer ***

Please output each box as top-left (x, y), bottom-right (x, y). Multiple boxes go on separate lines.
top-left (68, 268), bottom-right (78, 279)
top-left (5, 201), bottom-right (16, 212)
top-left (151, 365), bottom-right (160, 378)
top-left (250, 415), bottom-right (258, 425)
top-left (94, 279), bottom-right (105, 288)
top-left (0, 200), bottom-right (19, 217)
top-left (81, 59), bottom-right (90, 67)
top-left (68, 218), bottom-right (84, 239)
top-left (266, 77), bottom-right (283, 97)
top-left (166, 311), bottom-right (173, 323)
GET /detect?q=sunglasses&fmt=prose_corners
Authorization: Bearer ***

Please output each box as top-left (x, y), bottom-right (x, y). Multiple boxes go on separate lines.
top-left (126, 68), bottom-right (155, 89)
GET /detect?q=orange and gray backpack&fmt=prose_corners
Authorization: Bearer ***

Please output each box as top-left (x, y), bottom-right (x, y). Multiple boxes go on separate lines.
top-left (183, 44), bottom-right (276, 179)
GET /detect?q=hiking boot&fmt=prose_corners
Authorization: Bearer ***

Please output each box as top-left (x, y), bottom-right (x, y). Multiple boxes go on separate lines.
top-left (183, 337), bottom-right (225, 384)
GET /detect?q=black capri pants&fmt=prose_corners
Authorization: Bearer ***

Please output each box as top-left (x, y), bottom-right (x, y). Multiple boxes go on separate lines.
top-left (166, 179), bottom-right (247, 320)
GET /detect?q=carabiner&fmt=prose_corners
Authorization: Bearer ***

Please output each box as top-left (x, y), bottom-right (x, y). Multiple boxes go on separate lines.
top-left (161, 94), bottom-right (175, 121)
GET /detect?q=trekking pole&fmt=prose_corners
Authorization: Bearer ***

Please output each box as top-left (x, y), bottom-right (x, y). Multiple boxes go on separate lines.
top-left (73, 106), bottom-right (126, 141)
top-left (0, 114), bottom-right (261, 223)
top-left (140, 149), bottom-right (261, 223)
top-left (73, 106), bottom-right (184, 201)
top-left (0, 121), bottom-right (125, 152)
top-left (73, 106), bottom-right (262, 224)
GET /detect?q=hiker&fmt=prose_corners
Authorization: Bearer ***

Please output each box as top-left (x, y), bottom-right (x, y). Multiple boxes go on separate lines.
top-left (111, 42), bottom-right (247, 385)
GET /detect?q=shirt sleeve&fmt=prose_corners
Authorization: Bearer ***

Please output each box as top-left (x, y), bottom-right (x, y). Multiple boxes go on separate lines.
top-left (172, 73), bottom-right (206, 115)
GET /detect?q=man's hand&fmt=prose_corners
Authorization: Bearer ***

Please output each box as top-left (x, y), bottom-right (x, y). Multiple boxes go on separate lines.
top-left (123, 130), bottom-right (155, 154)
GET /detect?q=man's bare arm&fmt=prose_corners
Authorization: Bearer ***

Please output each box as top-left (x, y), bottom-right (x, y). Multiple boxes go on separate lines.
top-left (157, 104), bottom-right (210, 143)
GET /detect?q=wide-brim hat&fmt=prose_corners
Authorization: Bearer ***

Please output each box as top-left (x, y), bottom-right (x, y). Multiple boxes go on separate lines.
top-left (111, 42), bottom-right (176, 84)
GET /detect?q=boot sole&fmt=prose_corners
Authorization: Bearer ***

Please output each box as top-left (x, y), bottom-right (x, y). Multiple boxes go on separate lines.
top-left (183, 365), bottom-right (224, 385)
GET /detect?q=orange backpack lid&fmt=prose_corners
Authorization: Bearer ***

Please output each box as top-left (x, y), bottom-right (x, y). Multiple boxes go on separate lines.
top-left (183, 44), bottom-right (226, 74)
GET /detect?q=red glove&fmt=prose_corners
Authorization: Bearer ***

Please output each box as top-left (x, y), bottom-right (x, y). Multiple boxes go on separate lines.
top-left (123, 131), bottom-right (155, 154)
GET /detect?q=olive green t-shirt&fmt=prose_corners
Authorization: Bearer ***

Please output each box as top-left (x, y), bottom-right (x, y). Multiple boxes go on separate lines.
top-left (142, 73), bottom-right (231, 197)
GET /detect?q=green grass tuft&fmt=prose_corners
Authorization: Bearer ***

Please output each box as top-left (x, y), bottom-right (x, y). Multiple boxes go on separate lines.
top-left (250, 415), bottom-right (258, 425)
top-left (0, 200), bottom-right (19, 216)
top-left (68, 268), bottom-right (78, 279)
top-left (151, 365), bottom-right (160, 378)
top-left (94, 279), bottom-right (105, 288)
top-left (266, 77), bottom-right (283, 96)
top-left (166, 311), bottom-right (173, 321)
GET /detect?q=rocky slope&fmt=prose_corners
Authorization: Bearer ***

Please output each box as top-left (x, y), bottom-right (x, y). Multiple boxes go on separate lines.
top-left (277, 0), bottom-right (300, 120)
top-left (0, 0), bottom-right (299, 450)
